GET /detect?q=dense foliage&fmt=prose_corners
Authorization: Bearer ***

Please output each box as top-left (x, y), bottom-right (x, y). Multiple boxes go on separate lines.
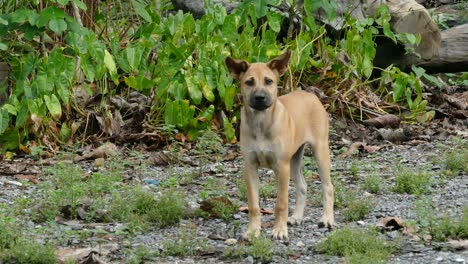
top-left (0, 0), bottom-right (435, 151)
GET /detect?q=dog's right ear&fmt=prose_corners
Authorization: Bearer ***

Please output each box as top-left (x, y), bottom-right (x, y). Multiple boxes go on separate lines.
top-left (225, 56), bottom-right (249, 80)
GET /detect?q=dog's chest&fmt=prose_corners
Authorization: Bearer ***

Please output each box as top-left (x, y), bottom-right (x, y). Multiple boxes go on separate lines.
top-left (243, 139), bottom-right (278, 168)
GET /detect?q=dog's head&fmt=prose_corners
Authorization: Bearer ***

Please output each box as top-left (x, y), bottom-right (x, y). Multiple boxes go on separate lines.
top-left (225, 50), bottom-right (291, 111)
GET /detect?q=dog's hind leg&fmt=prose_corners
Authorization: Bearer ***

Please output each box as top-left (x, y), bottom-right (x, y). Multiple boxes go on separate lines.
top-left (313, 141), bottom-right (335, 228)
top-left (288, 144), bottom-right (307, 225)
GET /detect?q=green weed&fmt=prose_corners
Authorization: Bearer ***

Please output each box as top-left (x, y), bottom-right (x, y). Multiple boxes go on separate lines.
top-left (364, 173), bottom-right (382, 194)
top-left (316, 227), bottom-right (397, 264)
top-left (441, 138), bottom-right (468, 177)
top-left (161, 226), bottom-right (210, 256)
top-left (224, 235), bottom-right (274, 263)
top-left (0, 218), bottom-right (57, 264)
top-left (393, 166), bottom-right (432, 195)
top-left (414, 199), bottom-right (467, 241)
top-left (260, 182), bottom-right (277, 199)
top-left (342, 198), bottom-right (375, 222)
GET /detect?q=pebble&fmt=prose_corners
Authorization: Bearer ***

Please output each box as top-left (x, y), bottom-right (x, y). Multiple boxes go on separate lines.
top-left (225, 238), bottom-right (237, 245)
top-left (357, 220), bottom-right (365, 226)
top-left (455, 258), bottom-right (465, 263)
top-left (245, 255), bottom-right (254, 264)
top-left (296, 241), bottom-right (305, 247)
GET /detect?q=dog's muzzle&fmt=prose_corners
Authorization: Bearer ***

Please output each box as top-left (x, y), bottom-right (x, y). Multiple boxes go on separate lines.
top-left (248, 90), bottom-right (273, 111)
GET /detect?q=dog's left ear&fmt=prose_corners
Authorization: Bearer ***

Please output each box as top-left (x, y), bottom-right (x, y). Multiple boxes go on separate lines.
top-left (267, 50), bottom-right (291, 76)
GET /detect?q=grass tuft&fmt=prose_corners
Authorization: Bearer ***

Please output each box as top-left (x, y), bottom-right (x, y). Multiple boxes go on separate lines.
top-left (223, 235), bottom-right (274, 262)
top-left (363, 173), bottom-right (382, 194)
top-left (393, 166), bottom-right (432, 195)
top-left (342, 198), bottom-right (374, 222)
top-left (316, 227), bottom-right (397, 264)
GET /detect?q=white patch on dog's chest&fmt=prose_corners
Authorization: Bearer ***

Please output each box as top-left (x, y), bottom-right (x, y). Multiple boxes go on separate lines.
top-left (243, 140), bottom-right (277, 168)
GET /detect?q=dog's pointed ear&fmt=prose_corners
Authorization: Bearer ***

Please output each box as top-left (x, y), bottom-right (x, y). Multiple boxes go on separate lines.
top-left (225, 56), bottom-right (249, 80)
top-left (267, 50), bottom-right (291, 76)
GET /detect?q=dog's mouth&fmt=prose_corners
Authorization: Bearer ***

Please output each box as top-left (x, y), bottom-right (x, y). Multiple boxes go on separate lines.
top-left (248, 91), bottom-right (273, 111)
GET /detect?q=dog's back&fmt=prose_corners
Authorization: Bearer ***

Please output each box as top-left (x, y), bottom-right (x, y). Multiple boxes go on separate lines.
top-left (279, 90), bottom-right (329, 144)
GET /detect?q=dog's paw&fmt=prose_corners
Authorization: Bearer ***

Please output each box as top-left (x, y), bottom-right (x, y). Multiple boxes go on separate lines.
top-left (318, 216), bottom-right (335, 229)
top-left (242, 228), bottom-right (261, 240)
top-left (287, 215), bottom-right (303, 226)
top-left (271, 224), bottom-right (288, 240)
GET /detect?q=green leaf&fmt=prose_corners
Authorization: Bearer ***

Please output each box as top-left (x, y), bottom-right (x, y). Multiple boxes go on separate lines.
top-left (44, 94), bottom-right (62, 120)
top-left (0, 42), bottom-right (7, 51)
top-left (2, 104), bottom-right (18, 115)
top-left (49, 18), bottom-right (67, 34)
top-left (267, 12), bottom-right (282, 33)
top-left (59, 122), bottom-right (71, 143)
top-left (411, 65), bottom-right (425, 78)
top-left (200, 81), bottom-right (215, 102)
top-left (57, 0), bottom-right (69, 5)
top-left (10, 9), bottom-right (37, 24)
top-left (124, 75), bottom-right (137, 88)
top-left (197, 105), bottom-right (215, 123)
top-left (37, 7), bottom-right (67, 28)
top-left (0, 16), bottom-right (8, 25)
top-left (392, 76), bottom-right (408, 102)
top-left (72, 0), bottom-right (88, 11)
top-left (223, 116), bottom-right (237, 143)
top-left (0, 108), bottom-right (9, 134)
top-left (131, 0), bottom-right (152, 23)
top-left (81, 57), bottom-right (95, 82)
top-left (406, 33), bottom-right (417, 45)
top-left (185, 75), bottom-right (202, 105)
top-left (104, 49), bottom-right (119, 84)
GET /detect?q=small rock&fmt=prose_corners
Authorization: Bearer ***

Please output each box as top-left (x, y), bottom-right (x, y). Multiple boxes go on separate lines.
top-left (455, 258), bottom-right (465, 263)
top-left (225, 238), bottom-right (237, 245)
top-left (245, 255), bottom-right (254, 264)
top-left (296, 241), bottom-right (305, 247)
top-left (387, 231), bottom-right (399, 239)
top-left (357, 221), bottom-right (365, 226)
top-left (233, 214), bottom-right (242, 220)
top-left (4, 180), bottom-right (23, 186)
top-left (436, 257), bottom-right (443, 261)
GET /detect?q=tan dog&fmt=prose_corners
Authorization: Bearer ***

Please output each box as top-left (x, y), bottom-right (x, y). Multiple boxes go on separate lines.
top-left (225, 50), bottom-right (335, 240)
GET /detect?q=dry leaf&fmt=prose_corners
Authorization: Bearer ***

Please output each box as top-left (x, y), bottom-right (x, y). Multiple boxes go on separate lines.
top-left (75, 143), bottom-right (118, 162)
top-left (148, 152), bottom-right (171, 166)
top-left (200, 196), bottom-right (233, 217)
top-left (363, 114), bottom-right (401, 129)
top-left (376, 217), bottom-right (414, 235)
top-left (343, 142), bottom-right (382, 156)
top-left (15, 174), bottom-right (38, 184)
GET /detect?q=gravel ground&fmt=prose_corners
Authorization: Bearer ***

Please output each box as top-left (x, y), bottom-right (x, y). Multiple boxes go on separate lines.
top-left (0, 136), bottom-right (467, 264)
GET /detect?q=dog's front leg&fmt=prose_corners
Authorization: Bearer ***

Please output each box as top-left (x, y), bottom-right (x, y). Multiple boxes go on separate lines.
top-left (243, 162), bottom-right (261, 239)
top-left (272, 160), bottom-right (290, 239)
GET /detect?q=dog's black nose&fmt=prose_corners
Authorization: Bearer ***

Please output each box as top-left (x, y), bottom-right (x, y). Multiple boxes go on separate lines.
top-left (249, 90), bottom-right (272, 111)
top-left (254, 94), bottom-right (266, 102)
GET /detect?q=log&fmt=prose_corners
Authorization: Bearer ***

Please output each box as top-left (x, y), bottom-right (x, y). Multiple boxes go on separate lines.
top-left (416, 24), bottom-right (468, 73)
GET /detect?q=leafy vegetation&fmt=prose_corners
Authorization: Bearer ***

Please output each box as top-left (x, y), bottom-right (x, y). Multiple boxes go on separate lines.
top-left (364, 173), bottom-right (383, 194)
top-left (414, 199), bottom-right (467, 242)
top-left (224, 235), bottom-right (275, 263)
top-left (393, 165), bottom-right (433, 195)
top-left (0, 0), bottom-right (440, 152)
top-left (316, 227), bottom-right (398, 264)
top-left (0, 218), bottom-right (57, 264)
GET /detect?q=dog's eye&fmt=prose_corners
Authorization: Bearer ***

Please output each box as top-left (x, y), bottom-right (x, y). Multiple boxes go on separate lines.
top-left (245, 78), bottom-right (254, 86)
top-left (265, 78), bottom-right (273, 85)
